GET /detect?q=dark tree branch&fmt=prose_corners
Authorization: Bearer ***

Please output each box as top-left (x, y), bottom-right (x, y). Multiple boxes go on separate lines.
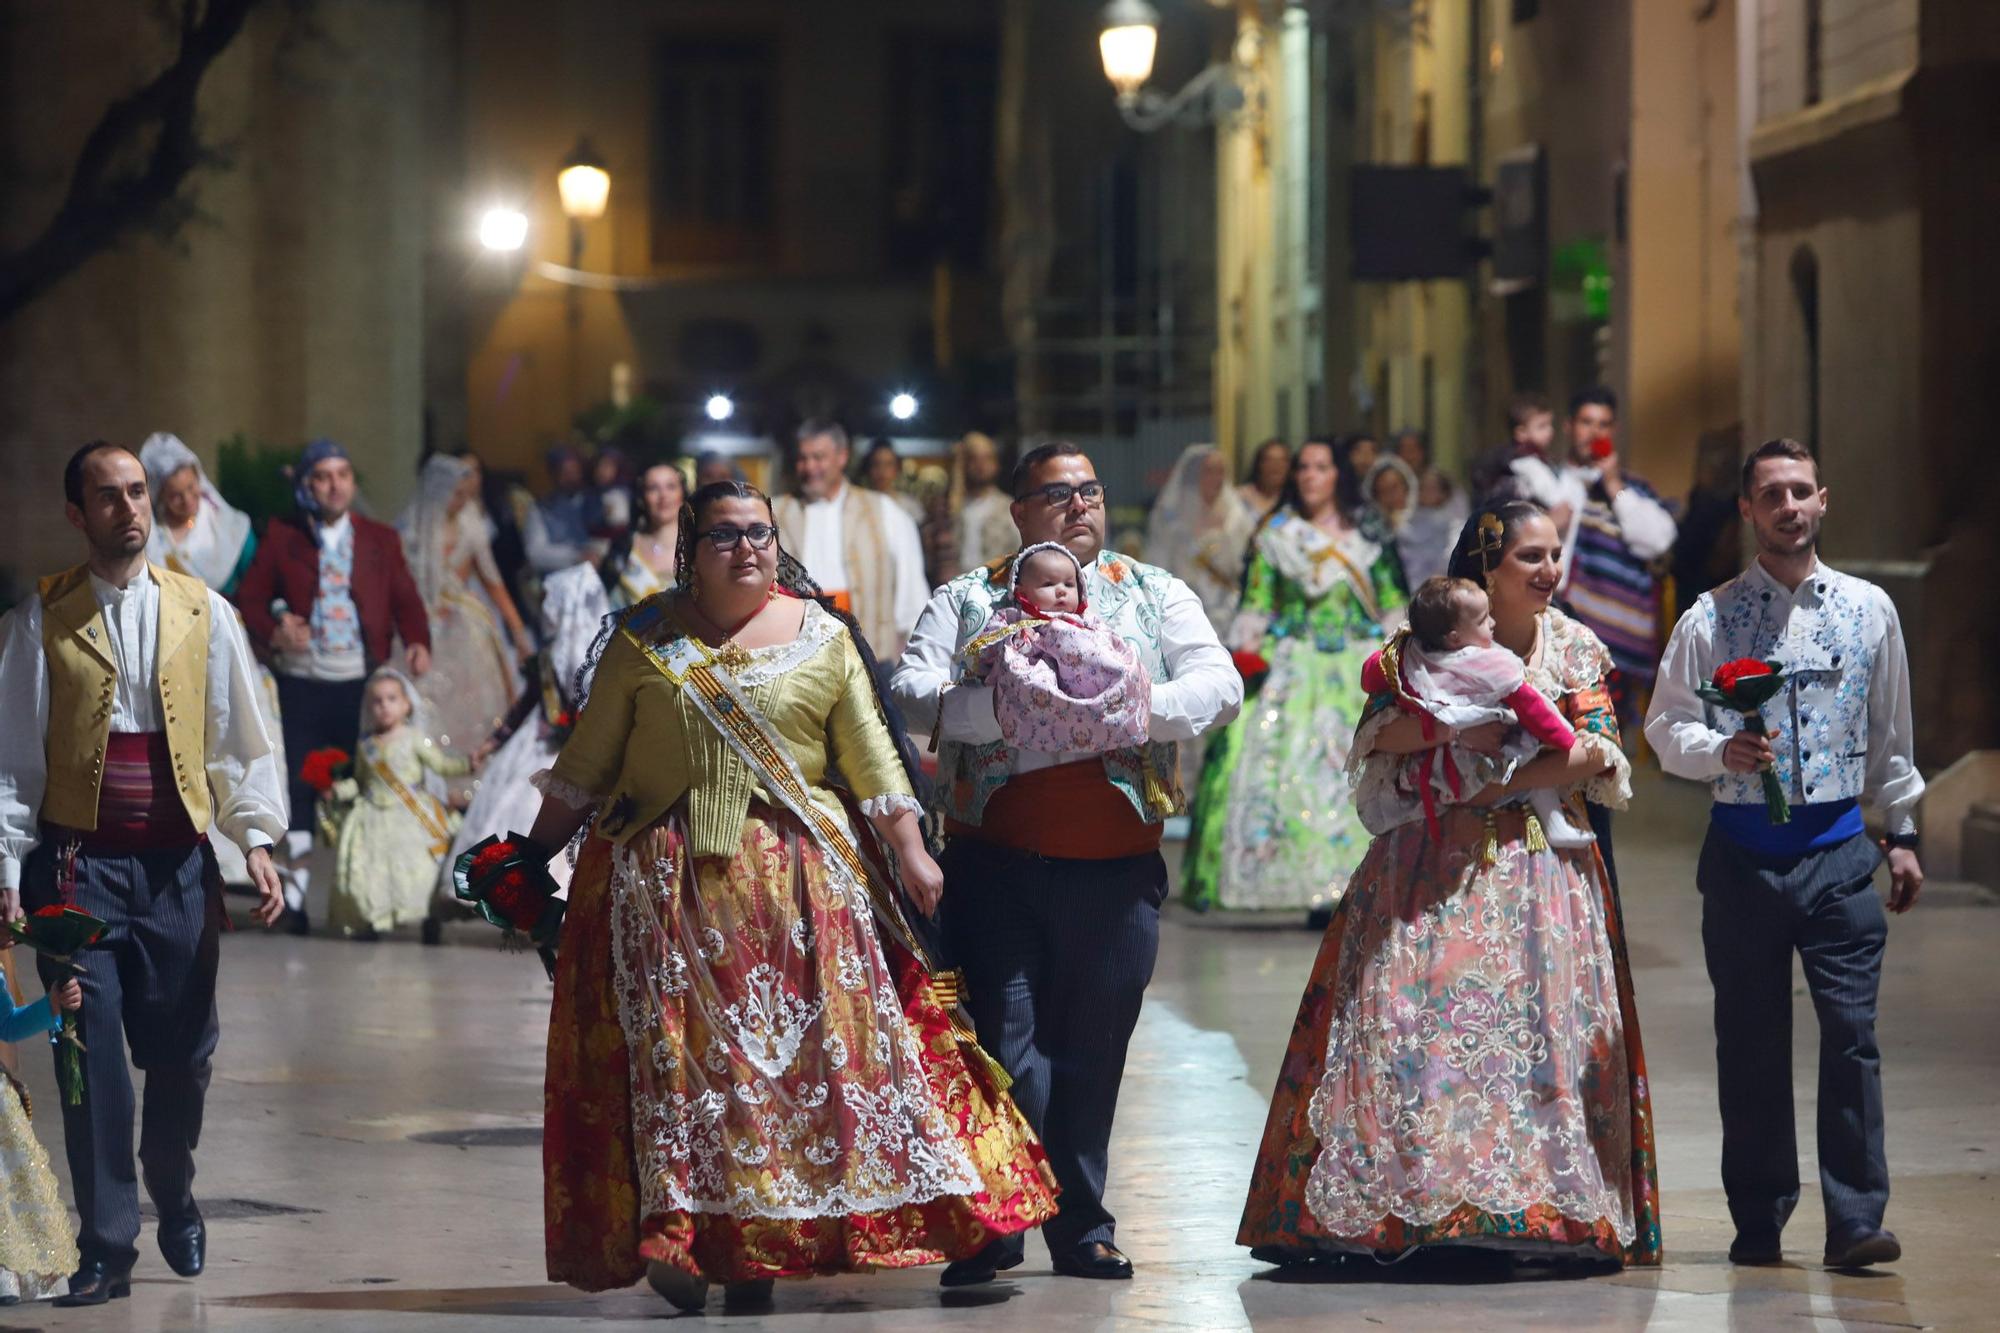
top-left (0, 0), bottom-right (266, 323)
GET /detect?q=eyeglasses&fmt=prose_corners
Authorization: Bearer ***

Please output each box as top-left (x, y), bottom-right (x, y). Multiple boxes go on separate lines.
top-left (695, 523), bottom-right (779, 551)
top-left (1020, 480), bottom-right (1105, 509)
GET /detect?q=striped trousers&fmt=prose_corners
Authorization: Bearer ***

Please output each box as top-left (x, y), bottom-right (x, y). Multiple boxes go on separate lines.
top-left (1697, 826), bottom-right (1889, 1246)
top-left (940, 839), bottom-right (1165, 1258)
top-left (23, 837), bottom-right (220, 1271)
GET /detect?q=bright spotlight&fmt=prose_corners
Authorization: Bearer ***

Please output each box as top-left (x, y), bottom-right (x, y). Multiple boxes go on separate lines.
top-left (478, 206), bottom-right (529, 252)
top-left (889, 392), bottom-right (919, 422)
top-left (704, 394), bottom-right (735, 423)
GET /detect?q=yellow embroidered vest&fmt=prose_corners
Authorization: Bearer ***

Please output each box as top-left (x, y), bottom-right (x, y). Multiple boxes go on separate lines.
top-left (37, 563), bottom-right (213, 832)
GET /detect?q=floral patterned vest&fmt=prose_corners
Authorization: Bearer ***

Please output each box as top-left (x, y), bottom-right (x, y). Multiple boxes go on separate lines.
top-left (937, 550), bottom-right (1182, 826)
top-left (1696, 561), bottom-right (1880, 807)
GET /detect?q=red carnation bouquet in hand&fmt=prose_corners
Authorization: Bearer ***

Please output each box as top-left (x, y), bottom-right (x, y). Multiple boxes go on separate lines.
top-left (1698, 657), bottom-right (1791, 824)
top-left (1230, 648), bottom-right (1270, 684)
top-left (453, 833), bottom-right (565, 979)
top-left (299, 747), bottom-right (351, 793)
top-left (6, 905), bottom-right (108, 1105)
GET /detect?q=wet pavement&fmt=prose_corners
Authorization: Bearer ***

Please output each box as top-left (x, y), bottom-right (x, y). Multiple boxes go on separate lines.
top-left (9, 770), bottom-right (1999, 1330)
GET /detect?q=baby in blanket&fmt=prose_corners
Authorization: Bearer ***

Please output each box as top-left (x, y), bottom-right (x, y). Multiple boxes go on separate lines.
top-left (968, 542), bottom-right (1151, 760)
top-left (1360, 575), bottom-right (1594, 846)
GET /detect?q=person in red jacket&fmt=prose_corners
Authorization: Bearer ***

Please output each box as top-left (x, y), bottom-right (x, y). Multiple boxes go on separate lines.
top-left (235, 439), bottom-right (431, 933)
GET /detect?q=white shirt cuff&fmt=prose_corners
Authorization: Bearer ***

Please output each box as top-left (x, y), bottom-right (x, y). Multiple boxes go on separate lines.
top-left (1, 859), bottom-right (19, 891)
top-left (242, 830), bottom-right (275, 851)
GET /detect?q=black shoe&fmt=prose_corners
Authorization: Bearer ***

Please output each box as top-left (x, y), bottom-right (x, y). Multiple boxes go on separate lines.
top-left (160, 1208), bottom-right (206, 1277)
top-left (940, 1240), bottom-right (1026, 1287)
top-left (421, 917), bottom-right (443, 946)
top-left (1051, 1241), bottom-right (1134, 1280)
top-left (723, 1279), bottom-right (775, 1311)
top-left (644, 1259), bottom-right (709, 1312)
top-left (282, 906), bottom-right (310, 936)
top-left (1824, 1229), bottom-right (1900, 1269)
top-left (351, 923), bottom-right (380, 943)
top-left (1728, 1233), bottom-right (1783, 1265)
top-left (53, 1259), bottom-right (133, 1307)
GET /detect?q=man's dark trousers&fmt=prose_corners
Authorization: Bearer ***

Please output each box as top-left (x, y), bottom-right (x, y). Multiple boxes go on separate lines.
top-left (940, 840), bottom-right (1164, 1259)
top-left (273, 672), bottom-right (366, 833)
top-left (1697, 826), bottom-right (1889, 1247)
top-left (23, 838), bottom-right (220, 1271)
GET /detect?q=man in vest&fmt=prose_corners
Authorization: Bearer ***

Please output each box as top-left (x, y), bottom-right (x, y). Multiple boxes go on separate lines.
top-left (1646, 437), bottom-right (1924, 1271)
top-left (236, 438), bottom-right (430, 933)
top-left (772, 419), bottom-right (927, 659)
top-left (0, 442), bottom-right (290, 1305)
top-left (891, 441), bottom-right (1242, 1284)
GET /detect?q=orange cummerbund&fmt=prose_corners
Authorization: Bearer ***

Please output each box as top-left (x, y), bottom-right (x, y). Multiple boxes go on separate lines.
top-left (946, 759), bottom-right (1161, 861)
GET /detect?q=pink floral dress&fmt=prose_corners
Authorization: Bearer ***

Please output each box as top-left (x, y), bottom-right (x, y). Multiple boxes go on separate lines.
top-left (968, 608), bottom-right (1151, 757)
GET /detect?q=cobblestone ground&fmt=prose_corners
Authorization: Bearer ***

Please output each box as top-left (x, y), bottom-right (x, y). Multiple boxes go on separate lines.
top-left (13, 771), bottom-right (1998, 1330)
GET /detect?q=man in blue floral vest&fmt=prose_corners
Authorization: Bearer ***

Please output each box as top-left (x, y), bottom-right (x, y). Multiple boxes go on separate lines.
top-left (892, 442), bottom-right (1241, 1284)
top-left (1647, 437), bottom-right (1924, 1272)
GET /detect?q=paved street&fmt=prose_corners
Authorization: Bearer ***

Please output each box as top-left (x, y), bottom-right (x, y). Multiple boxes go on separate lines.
top-left (10, 769), bottom-right (1999, 1331)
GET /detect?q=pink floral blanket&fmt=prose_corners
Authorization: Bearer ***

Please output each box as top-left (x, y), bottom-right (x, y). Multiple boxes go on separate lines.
top-left (970, 609), bottom-right (1151, 755)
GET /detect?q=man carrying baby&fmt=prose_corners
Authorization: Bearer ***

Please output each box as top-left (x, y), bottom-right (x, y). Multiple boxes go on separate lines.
top-left (891, 442), bottom-right (1242, 1286)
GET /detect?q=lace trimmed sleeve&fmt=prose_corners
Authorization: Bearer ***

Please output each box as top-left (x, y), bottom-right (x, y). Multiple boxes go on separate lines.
top-left (1538, 612), bottom-right (1632, 810)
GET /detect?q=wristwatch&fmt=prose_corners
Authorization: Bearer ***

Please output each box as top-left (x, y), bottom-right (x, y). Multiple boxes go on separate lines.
top-left (1882, 831), bottom-right (1920, 852)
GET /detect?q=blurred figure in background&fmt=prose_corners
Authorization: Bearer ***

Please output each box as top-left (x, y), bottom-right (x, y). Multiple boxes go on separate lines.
top-left (1363, 455), bottom-right (1422, 590)
top-left (1401, 465), bottom-right (1470, 589)
top-left (1469, 392), bottom-right (1556, 507)
top-left (949, 431), bottom-right (1015, 577)
top-left (772, 420), bottom-right (927, 659)
top-left (525, 446), bottom-right (598, 574)
top-left (861, 437), bottom-right (925, 524)
top-left (1238, 437), bottom-right (1291, 516)
top-left (598, 458), bottom-right (685, 608)
top-left (140, 433), bottom-right (257, 596)
top-left (396, 454), bottom-right (531, 764)
top-left (1145, 444), bottom-right (1255, 637)
top-left (694, 450), bottom-right (745, 489)
top-left (587, 446), bottom-right (633, 538)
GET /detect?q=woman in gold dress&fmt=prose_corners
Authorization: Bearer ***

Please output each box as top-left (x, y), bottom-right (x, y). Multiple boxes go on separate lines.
top-left (520, 481), bottom-right (1056, 1313)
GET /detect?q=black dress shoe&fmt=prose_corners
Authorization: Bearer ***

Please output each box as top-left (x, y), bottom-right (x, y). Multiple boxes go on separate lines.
top-left (1728, 1233), bottom-right (1783, 1265)
top-left (1051, 1241), bottom-right (1134, 1280)
top-left (421, 917), bottom-right (443, 946)
top-left (160, 1209), bottom-right (207, 1277)
top-left (940, 1240), bottom-right (1026, 1287)
top-left (53, 1259), bottom-right (133, 1307)
top-left (282, 906), bottom-right (310, 936)
top-left (1824, 1229), bottom-right (1900, 1269)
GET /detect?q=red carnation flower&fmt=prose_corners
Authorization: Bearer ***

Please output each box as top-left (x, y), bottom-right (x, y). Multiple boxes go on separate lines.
top-left (299, 747), bottom-right (351, 794)
top-left (33, 904), bottom-right (67, 918)
top-left (1231, 649), bottom-right (1270, 681)
top-left (1712, 658), bottom-right (1773, 693)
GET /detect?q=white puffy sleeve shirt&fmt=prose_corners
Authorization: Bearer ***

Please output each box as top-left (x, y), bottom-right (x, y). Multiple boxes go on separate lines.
top-left (0, 572), bottom-right (291, 889)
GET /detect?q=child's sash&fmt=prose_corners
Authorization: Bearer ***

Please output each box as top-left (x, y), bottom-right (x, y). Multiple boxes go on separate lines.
top-left (363, 742), bottom-right (454, 855)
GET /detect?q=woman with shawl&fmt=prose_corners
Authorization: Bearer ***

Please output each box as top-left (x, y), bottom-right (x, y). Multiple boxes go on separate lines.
top-left (1145, 444), bottom-right (1256, 638)
top-left (519, 480), bottom-right (1055, 1312)
top-left (1238, 499), bottom-right (1661, 1272)
top-left (140, 433), bottom-right (257, 595)
top-left (1181, 437), bottom-right (1408, 916)
top-left (398, 453), bottom-right (533, 756)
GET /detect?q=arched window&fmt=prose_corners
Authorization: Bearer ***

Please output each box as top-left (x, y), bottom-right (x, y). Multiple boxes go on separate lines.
top-left (1790, 245), bottom-right (1821, 457)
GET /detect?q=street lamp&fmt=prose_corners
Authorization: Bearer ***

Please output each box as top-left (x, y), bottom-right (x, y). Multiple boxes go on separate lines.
top-left (705, 393), bottom-right (735, 423)
top-left (477, 206), bottom-right (528, 253)
top-left (1097, 0), bottom-right (1248, 133)
top-left (557, 139), bottom-right (611, 224)
top-left (889, 391), bottom-right (919, 422)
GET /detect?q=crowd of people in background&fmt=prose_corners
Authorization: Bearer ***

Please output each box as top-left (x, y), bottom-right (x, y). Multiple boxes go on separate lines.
top-left (94, 394), bottom-right (1710, 946)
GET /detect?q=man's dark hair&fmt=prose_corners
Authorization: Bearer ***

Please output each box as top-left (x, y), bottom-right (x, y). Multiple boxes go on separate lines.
top-left (1508, 393), bottom-right (1552, 433)
top-left (1408, 575), bottom-right (1482, 652)
top-left (1011, 439), bottom-right (1086, 498)
top-left (1739, 437), bottom-right (1819, 498)
top-left (1568, 385), bottom-right (1618, 418)
top-left (64, 440), bottom-right (131, 508)
top-left (795, 419), bottom-right (850, 453)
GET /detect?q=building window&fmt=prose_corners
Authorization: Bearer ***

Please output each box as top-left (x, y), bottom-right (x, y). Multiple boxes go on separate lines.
top-left (1804, 0), bottom-right (1824, 107)
top-left (885, 30), bottom-right (998, 273)
top-left (651, 35), bottom-right (777, 266)
top-left (1790, 246), bottom-right (1821, 456)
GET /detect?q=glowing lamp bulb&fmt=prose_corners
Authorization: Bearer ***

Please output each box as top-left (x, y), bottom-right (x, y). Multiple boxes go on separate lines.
top-left (889, 392), bottom-right (919, 422)
top-left (478, 207), bottom-right (529, 252)
top-left (704, 394), bottom-right (735, 423)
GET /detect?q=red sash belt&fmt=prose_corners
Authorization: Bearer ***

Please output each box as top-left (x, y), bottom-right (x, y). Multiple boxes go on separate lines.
top-left (73, 732), bottom-right (200, 852)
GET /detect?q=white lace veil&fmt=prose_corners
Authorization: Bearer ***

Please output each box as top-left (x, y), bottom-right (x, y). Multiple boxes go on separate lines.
top-left (139, 432), bottom-right (254, 588)
top-left (397, 454), bottom-right (477, 606)
top-left (540, 563), bottom-right (611, 709)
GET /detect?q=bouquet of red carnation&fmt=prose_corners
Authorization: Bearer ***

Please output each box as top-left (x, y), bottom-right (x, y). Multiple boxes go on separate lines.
top-left (453, 832), bottom-right (564, 979)
top-left (1230, 648), bottom-right (1270, 684)
top-left (6, 905), bottom-right (107, 1105)
top-left (299, 747), bottom-right (351, 794)
top-left (1698, 657), bottom-right (1791, 824)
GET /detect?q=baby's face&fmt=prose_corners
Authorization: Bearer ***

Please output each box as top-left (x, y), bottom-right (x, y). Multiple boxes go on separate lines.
top-left (1443, 589), bottom-right (1496, 650)
top-left (1018, 550), bottom-right (1080, 614)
